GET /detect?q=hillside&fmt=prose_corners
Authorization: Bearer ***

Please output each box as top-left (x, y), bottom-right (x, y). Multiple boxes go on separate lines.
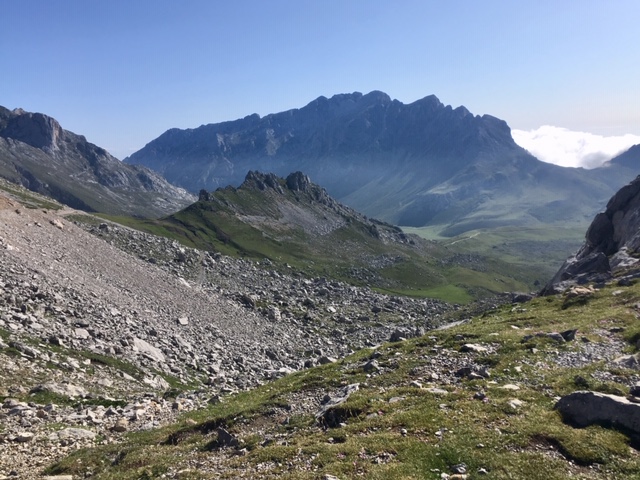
top-left (110, 171), bottom-right (548, 302)
top-left (0, 106), bottom-right (195, 218)
top-left (3, 174), bottom-right (640, 479)
top-left (125, 91), bottom-right (633, 235)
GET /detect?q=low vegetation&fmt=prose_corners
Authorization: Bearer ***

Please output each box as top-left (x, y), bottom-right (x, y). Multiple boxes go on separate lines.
top-left (46, 281), bottom-right (640, 479)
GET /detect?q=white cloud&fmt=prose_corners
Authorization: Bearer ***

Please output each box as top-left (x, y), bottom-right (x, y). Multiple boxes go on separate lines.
top-left (511, 126), bottom-right (640, 169)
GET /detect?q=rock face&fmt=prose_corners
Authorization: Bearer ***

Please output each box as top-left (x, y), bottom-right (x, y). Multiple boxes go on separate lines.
top-left (543, 175), bottom-right (640, 293)
top-left (125, 91), bottom-right (626, 235)
top-left (0, 106), bottom-right (195, 217)
top-left (555, 391), bottom-right (640, 435)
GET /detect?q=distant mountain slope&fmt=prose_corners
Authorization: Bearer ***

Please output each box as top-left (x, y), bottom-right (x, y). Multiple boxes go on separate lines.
top-left (0, 106), bottom-right (195, 217)
top-left (125, 91), bottom-right (634, 234)
top-left (543, 174), bottom-right (640, 294)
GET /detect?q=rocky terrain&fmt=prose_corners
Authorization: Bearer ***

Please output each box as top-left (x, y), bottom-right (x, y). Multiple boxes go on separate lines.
top-left (0, 106), bottom-right (195, 218)
top-left (0, 181), bottom-right (458, 478)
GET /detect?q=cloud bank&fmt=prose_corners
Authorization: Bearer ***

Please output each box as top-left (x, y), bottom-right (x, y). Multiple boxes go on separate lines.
top-left (512, 126), bottom-right (640, 169)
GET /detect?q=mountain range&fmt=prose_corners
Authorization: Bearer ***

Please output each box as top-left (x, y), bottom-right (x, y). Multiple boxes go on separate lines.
top-left (125, 91), bottom-right (639, 235)
top-left (0, 106), bottom-right (195, 218)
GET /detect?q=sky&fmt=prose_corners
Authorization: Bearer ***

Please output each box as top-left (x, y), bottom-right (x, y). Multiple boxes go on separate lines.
top-left (3, 1), bottom-right (640, 166)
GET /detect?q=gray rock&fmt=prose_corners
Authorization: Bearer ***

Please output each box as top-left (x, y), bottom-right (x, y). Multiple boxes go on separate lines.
top-left (216, 427), bottom-right (239, 448)
top-left (316, 383), bottom-right (360, 427)
top-left (556, 390), bottom-right (640, 434)
top-left (54, 428), bottom-right (97, 441)
top-left (131, 337), bottom-right (166, 363)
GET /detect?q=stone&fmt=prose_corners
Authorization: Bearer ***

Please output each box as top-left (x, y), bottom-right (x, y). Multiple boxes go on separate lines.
top-left (15, 432), bottom-right (35, 442)
top-left (216, 427), bottom-right (239, 448)
top-left (113, 418), bottom-right (128, 432)
top-left (460, 343), bottom-right (487, 353)
top-left (177, 316), bottom-right (189, 326)
top-left (556, 390), bottom-right (640, 435)
top-left (131, 337), bottom-right (166, 363)
top-left (316, 383), bottom-right (360, 428)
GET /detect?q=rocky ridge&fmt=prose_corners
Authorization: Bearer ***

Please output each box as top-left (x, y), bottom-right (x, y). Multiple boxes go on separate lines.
top-left (0, 106), bottom-right (195, 218)
top-left (125, 91), bottom-right (632, 235)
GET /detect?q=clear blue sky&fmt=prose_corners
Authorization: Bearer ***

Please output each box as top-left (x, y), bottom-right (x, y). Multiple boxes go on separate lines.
top-left (3, 0), bottom-right (639, 159)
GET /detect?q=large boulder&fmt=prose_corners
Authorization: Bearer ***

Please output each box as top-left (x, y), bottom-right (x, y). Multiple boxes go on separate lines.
top-left (555, 391), bottom-right (640, 435)
top-left (543, 175), bottom-right (640, 294)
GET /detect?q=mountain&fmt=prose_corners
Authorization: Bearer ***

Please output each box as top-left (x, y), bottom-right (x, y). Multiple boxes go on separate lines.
top-left (603, 143), bottom-right (640, 174)
top-left (543, 174), bottom-right (640, 294)
top-left (125, 91), bottom-right (633, 235)
top-left (0, 106), bottom-right (195, 217)
top-left (115, 170), bottom-right (551, 301)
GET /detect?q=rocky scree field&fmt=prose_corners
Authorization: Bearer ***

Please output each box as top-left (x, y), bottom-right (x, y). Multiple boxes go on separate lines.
top-left (41, 278), bottom-right (640, 479)
top-left (0, 181), bottom-right (461, 478)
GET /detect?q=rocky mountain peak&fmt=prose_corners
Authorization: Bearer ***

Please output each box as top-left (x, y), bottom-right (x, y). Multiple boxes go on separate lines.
top-left (0, 109), bottom-right (64, 152)
top-left (285, 171), bottom-right (312, 192)
top-left (241, 170), bottom-right (284, 192)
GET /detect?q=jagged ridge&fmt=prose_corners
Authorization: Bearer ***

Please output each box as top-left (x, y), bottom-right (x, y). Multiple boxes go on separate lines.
top-left (0, 106), bottom-right (195, 217)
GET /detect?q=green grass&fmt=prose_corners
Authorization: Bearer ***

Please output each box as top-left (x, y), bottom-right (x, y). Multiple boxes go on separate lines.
top-left (45, 282), bottom-right (640, 479)
top-left (73, 202), bottom-right (556, 304)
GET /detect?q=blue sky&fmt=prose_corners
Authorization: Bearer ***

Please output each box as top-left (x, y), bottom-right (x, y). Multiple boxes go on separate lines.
top-left (3, 1), bottom-right (640, 163)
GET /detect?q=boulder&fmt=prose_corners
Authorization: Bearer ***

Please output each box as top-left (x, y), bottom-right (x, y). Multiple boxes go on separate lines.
top-left (555, 390), bottom-right (640, 435)
top-left (316, 383), bottom-right (360, 428)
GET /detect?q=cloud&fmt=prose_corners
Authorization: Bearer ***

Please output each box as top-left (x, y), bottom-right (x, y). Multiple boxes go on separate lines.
top-left (511, 126), bottom-right (640, 169)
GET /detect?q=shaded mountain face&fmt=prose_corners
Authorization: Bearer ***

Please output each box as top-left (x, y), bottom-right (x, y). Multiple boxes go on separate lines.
top-left (125, 91), bottom-right (636, 234)
top-left (543, 174), bottom-right (640, 294)
top-left (0, 106), bottom-right (195, 217)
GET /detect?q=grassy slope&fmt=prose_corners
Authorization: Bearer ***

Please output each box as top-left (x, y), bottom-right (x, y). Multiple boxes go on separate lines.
top-left (405, 225), bottom-right (586, 288)
top-left (46, 282), bottom-right (640, 479)
top-left (91, 200), bottom-right (545, 304)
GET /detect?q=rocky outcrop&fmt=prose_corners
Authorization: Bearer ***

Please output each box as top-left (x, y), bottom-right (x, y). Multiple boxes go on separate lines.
top-left (555, 391), bottom-right (640, 435)
top-left (0, 106), bottom-right (195, 218)
top-left (543, 175), bottom-right (640, 294)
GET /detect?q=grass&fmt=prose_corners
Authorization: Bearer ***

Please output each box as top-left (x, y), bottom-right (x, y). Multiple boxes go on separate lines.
top-left (45, 281), bottom-right (640, 479)
top-left (73, 201), bottom-right (553, 304)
